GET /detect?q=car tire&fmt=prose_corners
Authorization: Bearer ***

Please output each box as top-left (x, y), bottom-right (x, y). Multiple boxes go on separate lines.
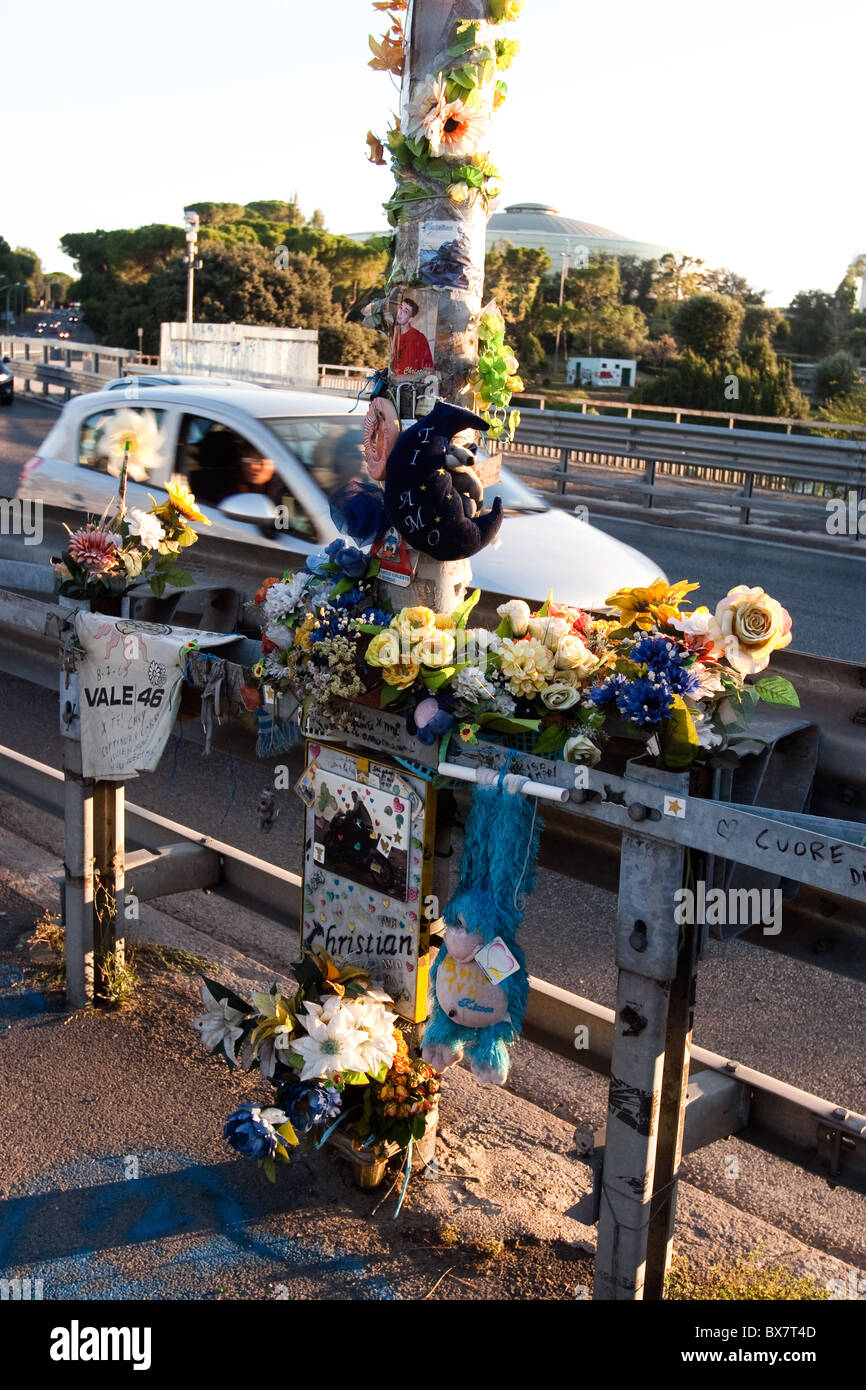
top-left (0, 395), bottom-right (12, 407)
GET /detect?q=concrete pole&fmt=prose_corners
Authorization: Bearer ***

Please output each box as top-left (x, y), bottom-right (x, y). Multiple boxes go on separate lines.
top-left (92, 780), bottom-right (126, 1004)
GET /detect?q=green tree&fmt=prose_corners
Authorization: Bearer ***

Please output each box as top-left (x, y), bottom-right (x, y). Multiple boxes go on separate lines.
top-left (741, 305), bottom-right (784, 343)
top-left (813, 350), bottom-right (861, 402)
top-left (613, 254), bottom-right (659, 314)
top-left (545, 261), bottom-right (649, 358)
top-left (318, 321), bottom-right (387, 367)
top-left (634, 346), bottom-right (807, 418)
top-left (484, 242), bottom-right (552, 334)
top-left (702, 267), bottom-right (765, 305)
top-left (672, 293), bottom-right (744, 362)
top-left (245, 199), bottom-right (305, 226)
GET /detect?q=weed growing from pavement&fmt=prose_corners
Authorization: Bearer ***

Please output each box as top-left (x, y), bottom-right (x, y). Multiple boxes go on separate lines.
top-left (129, 942), bottom-right (214, 976)
top-left (26, 914), bottom-right (213, 1004)
top-left (665, 1249), bottom-right (830, 1300)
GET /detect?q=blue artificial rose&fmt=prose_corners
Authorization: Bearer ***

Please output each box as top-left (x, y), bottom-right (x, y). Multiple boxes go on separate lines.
top-left (335, 545), bottom-right (368, 580)
top-left (277, 1080), bottom-right (342, 1136)
top-left (223, 1103), bottom-right (290, 1160)
top-left (306, 552), bottom-right (334, 577)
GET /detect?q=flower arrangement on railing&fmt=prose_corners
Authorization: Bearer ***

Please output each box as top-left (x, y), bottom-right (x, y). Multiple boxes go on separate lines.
top-left (53, 453), bottom-right (209, 604)
top-left (194, 950), bottom-right (440, 1183)
top-left (253, 546), bottom-right (797, 769)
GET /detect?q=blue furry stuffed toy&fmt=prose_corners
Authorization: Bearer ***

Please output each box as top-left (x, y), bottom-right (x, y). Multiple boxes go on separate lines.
top-left (422, 779), bottom-right (541, 1086)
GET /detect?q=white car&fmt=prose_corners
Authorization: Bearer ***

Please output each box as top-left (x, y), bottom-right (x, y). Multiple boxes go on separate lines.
top-left (17, 384), bottom-right (665, 609)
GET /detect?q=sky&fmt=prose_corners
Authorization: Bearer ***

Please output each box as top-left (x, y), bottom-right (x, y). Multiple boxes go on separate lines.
top-left (4, 0), bottom-right (863, 307)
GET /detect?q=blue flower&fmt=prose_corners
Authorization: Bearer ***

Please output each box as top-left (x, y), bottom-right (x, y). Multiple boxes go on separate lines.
top-left (614, 674), bottom-right (675, 726)
top-left (357, 607), bottom-right (390, 628)
top-left (223, 1103), bottom-right (292, 1160)
top-left (326, 539), bottom-right (368, 580)
top-left (630, 633), bottom-right (686, 672)
top-left (277, 1080), bottom-right (342, 1136)
top-left (334, 587), bottom-right (364, 610)
top-left (330, 480), bottom-right (386, 547)
top-left (306, 552), bottom-right (334, 577)
top-left (667, 664), bottom-right (701, 697)
top-left (588, 674), bottom-right (628, 708)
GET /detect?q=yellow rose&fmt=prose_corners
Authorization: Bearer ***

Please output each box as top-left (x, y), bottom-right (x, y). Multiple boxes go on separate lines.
top-left (391, 606), bottom-right (436, 644)
top-left (412, 630), bottom-right (456, 668)
top-left (498, 637), bottom-right (554, 697)
top-left (709, 586), bottom-right (792, 676)
top-left (434, 612), bottom-right (456, 630)
top-left (527, 614), bottom-right (571, 649)
top-left (366, 630), bottom-right (402, 668)
top-left (540, 681), bottom-right (580, 711)
top-left (555, 633), bottom-right (599, 675)
top-left (381, 661), bottom-right (421, 689)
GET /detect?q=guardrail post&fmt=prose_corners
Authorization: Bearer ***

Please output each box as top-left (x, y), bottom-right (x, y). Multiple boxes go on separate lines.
top-left (739, 468), bottom-right (753, 526)
top-left (594, 761), bottom-right (691, 1301)
top-left (92, 780), bottom-right (126, 1005)
top-left (558, 446), bottom-right (569, 495)
top-left (60, 643), bottom-right (93, 1007)
top-left (644, 456), bottom-right (656, 509)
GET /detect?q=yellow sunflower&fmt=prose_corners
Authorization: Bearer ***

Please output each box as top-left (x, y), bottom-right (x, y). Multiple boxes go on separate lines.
top-left (606, 578), bottom-right (699, 630)
top-left (165, 479), bottom-right (211, 525)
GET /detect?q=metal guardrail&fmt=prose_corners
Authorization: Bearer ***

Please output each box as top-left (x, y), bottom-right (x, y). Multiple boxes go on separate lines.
top-left (500, 407), bottom-right (866, 538)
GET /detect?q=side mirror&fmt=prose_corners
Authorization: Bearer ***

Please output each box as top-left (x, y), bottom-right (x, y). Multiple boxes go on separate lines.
top-left (218, 492), bottom-right (279, 525)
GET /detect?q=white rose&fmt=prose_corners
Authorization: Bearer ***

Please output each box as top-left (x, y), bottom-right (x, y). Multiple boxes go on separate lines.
top-left (555, 633), bottom-right (598, 675)
top-left (540, 681), bottom-right (580, 711)
top-left (528, 614), bottom-right (571, 649)
top-left (496, 599), bottom-right (530, 637)
top-left (562, 733), bottom-right (601, 766)
top-left (126, 507), bottom-right (165, 549)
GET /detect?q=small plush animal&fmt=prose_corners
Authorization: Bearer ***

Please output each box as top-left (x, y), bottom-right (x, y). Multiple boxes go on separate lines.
top-left (421, 780), bottom-right (540, 1085)
top-left (383, 400), bottom-right (502, 562)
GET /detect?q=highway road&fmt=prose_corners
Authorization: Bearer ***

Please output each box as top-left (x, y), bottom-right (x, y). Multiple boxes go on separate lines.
top-left (1, 394), bottom-right (864, 661)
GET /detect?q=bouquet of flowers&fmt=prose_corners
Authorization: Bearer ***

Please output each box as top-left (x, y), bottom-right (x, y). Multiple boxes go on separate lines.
top-left (253, 541), bottom-right (797, 769)
top-left (193, 950), bottom-right (440, 1182)
top-left (54, 455), bottom-right (210, 603)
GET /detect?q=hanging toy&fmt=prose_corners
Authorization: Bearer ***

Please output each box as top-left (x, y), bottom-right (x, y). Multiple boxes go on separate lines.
top-left (383, 400), bottom-right (502, 562)
top-left (422, 772), bottom-right (541, 1086)
top-left (258, 788), bottom-right (279, 833)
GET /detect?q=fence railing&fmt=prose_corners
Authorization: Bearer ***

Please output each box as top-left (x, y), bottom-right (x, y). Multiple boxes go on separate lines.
top-left (498, 407), bottom-right (866, 538)
top-left (0, 581), bottom-right (863, 1300)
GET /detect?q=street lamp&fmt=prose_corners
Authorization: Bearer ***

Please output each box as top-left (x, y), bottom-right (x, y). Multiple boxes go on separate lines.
top-left (553, 251), bottom-right (569, 379)
top-left (182, 211), bottom-right (202, 331)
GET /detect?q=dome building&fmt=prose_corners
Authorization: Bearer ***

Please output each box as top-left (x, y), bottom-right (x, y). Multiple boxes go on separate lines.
top-left (485, 202), bottom-right (680, 268)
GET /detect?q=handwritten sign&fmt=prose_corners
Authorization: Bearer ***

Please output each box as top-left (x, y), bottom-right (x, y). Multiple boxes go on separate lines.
top-left (74, 614), bottom-right (236, 780)
top-left (305, 700), bottom-right (440, 769)
top-left (301, 741), bottom-right (436, 1021)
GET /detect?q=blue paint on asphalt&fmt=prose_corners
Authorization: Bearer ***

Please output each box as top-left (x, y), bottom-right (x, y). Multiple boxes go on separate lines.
top-left (0, 1150), bottom-right (398, 1300)
top-left (0, 961), bottom-right (65, 1022)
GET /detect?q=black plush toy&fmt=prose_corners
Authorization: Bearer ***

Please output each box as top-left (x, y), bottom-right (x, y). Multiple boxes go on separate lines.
top-left (383, 400), bottom-right (503, 562)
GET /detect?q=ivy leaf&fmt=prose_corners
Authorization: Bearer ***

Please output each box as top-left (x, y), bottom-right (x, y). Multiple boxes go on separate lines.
top-left (754, 676), bottom-right (800, 707)
top-left (451, 588), bottom-right (481, 629)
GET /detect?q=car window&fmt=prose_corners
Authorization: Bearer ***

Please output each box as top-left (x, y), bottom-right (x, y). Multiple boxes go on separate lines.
top-left (264, 414), bottom-right (546, 514)
top-left (78, 406), bottom-right (166, 477)
top-left (174, 412), bottom-right (316, 538)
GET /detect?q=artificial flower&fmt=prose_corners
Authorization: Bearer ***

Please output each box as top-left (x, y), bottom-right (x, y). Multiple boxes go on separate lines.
top-left (249, 990), bottom-right (296, 1080)
top-left (691, 710), bottom-right (723, 749)
top-left (540, 680), bottom-right (580, 711)
top-left (165, 479), bottom-right (211, 524)
top-left (276, 1080), bottom-right (342, 1136)
top-left (291, 1006), bottom-right (371, 1082)
top-left (668, 605), bottom-right (724, 659)
top-left (126, 507), bottom-right (165, 549)
top-left (412, 629), bottom-right (456, 668)
top-left (410, 695), bottom-right (454, 745)
top-left (562, 733), bottom-right (601, 766)
top-left (98, 408), bottom-right (163, 482)
top-left (606, 578), bottom-right (700, 630)
top-left (453, 664), bottom-right (497, 703)
top-left (65, 525), bottom-right (123, 576)
top-left (294, 614), bottom-right (317, 652)
top-left (498, 637), bottom-right (555, 697)
top-left (527, 614), bottom-right (571, 649)
top-left (325, 538), bottom-right (368, 580)
top-left (262, 573), bottom-right (311, 623)
top-left (391, 606), bottom-right (436, 644)
top-left (708, 587), bottom-right (792, 676)
top-left (496, 598), bottom-right (530, 636)
top-left (555, 632), bottom-right (599, 675)
top-left (264, 623), bottom-right (294, 651)
top-left (365, 629), bottom-right (402, 667)
top-left (381, 660), bottom-right (421, 689)
top-left (223, 1104), bottom-right (296, 1160)
top-left (191, 981), bottom-right (247, 1062)
top-left (434, 611), bottom-right (456, 630)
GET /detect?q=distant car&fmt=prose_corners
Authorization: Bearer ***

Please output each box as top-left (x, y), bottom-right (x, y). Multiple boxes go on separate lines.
top-left (101, 374), bottom-right (266, 392)
top-left (17, 384), bottom-right (666, 610)
top-left (58, 331), bottom-right (70, 339)
top-left (0, 357), bottom-right (13, 406)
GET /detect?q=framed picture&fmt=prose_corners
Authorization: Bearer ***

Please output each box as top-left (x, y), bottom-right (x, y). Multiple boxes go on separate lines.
top-left (300, 741), bottom-right (437, 1021)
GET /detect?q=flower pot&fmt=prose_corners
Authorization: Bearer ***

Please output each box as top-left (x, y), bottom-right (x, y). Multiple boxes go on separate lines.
top-left (326, 1101), bottom-right (439, 1191)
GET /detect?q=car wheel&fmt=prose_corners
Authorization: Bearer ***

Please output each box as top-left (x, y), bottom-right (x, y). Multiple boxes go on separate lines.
top-left (0, 395), bottom-right (12, 407)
